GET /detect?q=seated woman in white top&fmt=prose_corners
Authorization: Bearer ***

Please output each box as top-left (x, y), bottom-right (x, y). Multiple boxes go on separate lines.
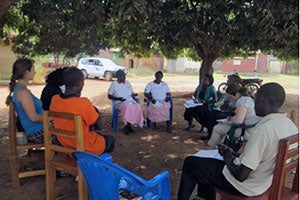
top-left (108, 70), bottom-right (144, 135)
top-left (144, 71), bottom-right (172, 133)
top-left (207, 83), bottom-right (261, 147)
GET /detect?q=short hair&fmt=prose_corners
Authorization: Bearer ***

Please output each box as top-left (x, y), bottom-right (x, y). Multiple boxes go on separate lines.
top-left (257, 82), bottom-right (285, 108)
top-left (63, 67), bottom-right (84, 87)
top-left (116, 69), bottom-right (125, 78)
top-left (155, 71), bottom-right (163, 77)
top-left (45, 68), bottom-right (67, 86)
top-left (204, 74), bottom-right (214, 85)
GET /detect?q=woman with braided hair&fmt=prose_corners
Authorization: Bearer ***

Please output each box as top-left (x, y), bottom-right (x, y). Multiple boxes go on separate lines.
top-left (6, 58), bottom-right (44, 143)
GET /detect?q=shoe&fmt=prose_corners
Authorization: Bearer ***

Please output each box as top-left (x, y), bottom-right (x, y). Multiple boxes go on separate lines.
top-left (151, 122), bottom-right (157, 130)
top-left (200, 135), bottom-right (210, 140)
top-left (27, 132), bottom-right (44, 143)
top-left (184, 124), bottom-right (195, 131)
top-left (166, 121), bottom-right (172, 133)
top-left (56, 171), bottom-right (74, 178)
top-left (167, 126), bottom-right (173, 133)
top-left (123, 125), bottom-right (130, 135)
top-left (127, 125), bottom-right (134, 133)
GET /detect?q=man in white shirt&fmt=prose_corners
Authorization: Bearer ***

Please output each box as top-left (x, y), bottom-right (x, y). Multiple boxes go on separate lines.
top-left (177, 82), bottom-right (298, 200)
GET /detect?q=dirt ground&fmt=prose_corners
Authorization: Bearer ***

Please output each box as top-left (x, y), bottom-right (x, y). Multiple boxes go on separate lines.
top-left (0, 81), bottom-right (298, 199)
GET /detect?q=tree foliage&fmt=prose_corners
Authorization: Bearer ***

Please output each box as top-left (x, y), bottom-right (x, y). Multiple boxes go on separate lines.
top-left (1, 0), bottom-right (113, 58)
top-left (101, 0), bottom-right (298, 81)
top-left (0, 0), bottom-right (298, 80)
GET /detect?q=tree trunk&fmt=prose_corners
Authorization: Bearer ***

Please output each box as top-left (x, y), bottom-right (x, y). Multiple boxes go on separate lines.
top-left (199, 56), bottom-right (216, 83)
top-left (54, 54), bottom-right (59, 68)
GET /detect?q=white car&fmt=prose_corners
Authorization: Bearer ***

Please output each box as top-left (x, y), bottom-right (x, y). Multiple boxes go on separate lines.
top-left (77, 57), bottom-right (127, 81)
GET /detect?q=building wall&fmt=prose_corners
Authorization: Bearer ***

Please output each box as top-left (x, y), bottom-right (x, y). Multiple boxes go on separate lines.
top-left (99, 50), bottom-right (289, 74)
top-left (222, 57), bottom-right (256, 72)
top-left (125, 56), bottom-right (164, 69)
top-left (165, 57), bottom-right (222, 73)
top-left (256, 53), bottom-right (268, 73)
top-left (220, 53), bottom-right (289, 74)
top-left (98, 50), bottom-right (164, 70)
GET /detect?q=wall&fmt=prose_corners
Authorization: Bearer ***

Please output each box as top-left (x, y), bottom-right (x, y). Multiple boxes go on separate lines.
top-left (98, 50), bottom-right (164, 70)
top-left (165, 57), bottom-right (222, 74)
top-left (256, 53), bottom-right (268, 73)
top-left (222, 57), bottom-right (256, 72)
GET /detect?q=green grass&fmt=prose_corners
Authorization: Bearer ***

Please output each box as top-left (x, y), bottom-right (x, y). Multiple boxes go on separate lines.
top-left (32, 64), bottom-right (298, 92)
top-left (127, 67), bottom-right (157, 77)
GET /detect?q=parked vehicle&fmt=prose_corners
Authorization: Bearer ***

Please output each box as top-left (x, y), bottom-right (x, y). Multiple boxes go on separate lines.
top-left (218, 74), bottom-right (263, 97)
top-left (77, 57), bottom-right (127, 81)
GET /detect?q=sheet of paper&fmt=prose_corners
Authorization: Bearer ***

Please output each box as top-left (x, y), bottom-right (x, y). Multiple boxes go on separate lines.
top-left (193, 149), bottom-right (224, 161)
top-left (216, 118), bottom-right (228, 123)
top-left (184, 99), bottom-right (203, 108)
top-left (213, 107), bottom-right (229, 113)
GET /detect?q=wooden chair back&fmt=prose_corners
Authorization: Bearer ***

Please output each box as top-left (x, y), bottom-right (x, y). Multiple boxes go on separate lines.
top-left (216, 134), bottom-right (299, 200)
top-left (43, 111), bottom-right (87, 200)
top-left (8, 102), bottom-right (45, 186)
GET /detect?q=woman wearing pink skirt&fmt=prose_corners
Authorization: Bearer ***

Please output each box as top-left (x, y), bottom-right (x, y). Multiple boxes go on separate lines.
top-left (144, 71), bottom-right (172, 133)
top-left (108, 70), bottom-right (144, 135)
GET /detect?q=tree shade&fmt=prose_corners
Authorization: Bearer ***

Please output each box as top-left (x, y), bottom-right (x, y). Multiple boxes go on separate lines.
top-left (0, 0), bottom-right (298, 81)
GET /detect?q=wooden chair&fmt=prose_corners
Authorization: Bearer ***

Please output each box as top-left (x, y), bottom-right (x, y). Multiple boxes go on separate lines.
top-left (8, 102), bottom-right (45, 186)
top-left (43, 111), bottom-right (88, 200)
top-left (216, 134), bottom-right (299, 200)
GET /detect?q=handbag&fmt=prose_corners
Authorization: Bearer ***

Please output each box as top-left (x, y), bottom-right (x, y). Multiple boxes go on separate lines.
top-left (223, 123), bottom-right (256, 152)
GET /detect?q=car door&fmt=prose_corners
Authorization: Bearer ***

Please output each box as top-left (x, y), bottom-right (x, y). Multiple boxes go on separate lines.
top-left (95, 59), bottom-right (105, 77)
top-left (87, 59), bottom-right (99, 77)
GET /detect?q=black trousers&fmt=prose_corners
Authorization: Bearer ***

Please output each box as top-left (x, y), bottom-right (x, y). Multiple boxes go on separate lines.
top-left (103, 135), bottom-right (115, 153)
top-left (203, 110), bottom-right (232, 135)
top-left (183, 105), bottom-right (208, 125)
top-left (177, 156), bottom-right (242, 200)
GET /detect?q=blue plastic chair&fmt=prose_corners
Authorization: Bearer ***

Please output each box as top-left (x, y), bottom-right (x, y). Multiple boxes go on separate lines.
top-left (145, 97), bottom-right (173, 127)
top-left (72, 151), bottom-right (171, 200)
top-left (111, 98), bottom-right (141, 131)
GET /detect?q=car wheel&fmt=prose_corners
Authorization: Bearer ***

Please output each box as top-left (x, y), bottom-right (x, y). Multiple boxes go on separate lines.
top-left (81, 69), bottom-right (88, 79)
top-left (104, 72), bottom-right (113, 81)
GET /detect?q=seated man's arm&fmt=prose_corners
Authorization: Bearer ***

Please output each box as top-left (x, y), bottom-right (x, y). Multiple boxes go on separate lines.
top-left (219, 144), bottom-right (252, 182)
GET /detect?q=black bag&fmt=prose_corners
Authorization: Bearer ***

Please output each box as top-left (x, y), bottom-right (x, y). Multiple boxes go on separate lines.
top-left (223, 123), bottom-right (256, 152)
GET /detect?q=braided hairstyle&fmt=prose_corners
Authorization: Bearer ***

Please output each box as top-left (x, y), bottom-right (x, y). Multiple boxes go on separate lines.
top-left (5, 58), bottom-right (33, 106)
